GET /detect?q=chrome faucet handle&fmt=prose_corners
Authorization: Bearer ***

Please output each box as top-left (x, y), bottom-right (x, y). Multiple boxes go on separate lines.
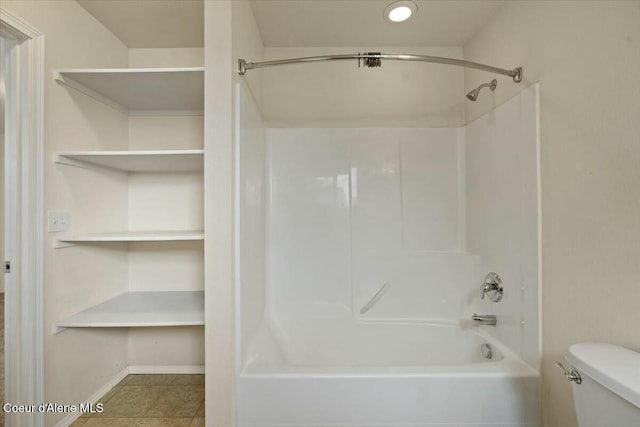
top-left (480, 283), bottom-right (493, 299)
top-left (480, 272), bottom-right (503, 302)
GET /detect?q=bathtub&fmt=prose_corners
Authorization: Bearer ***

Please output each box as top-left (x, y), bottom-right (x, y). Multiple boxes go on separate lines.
top-left (237, 322), bottom-right (540, 427)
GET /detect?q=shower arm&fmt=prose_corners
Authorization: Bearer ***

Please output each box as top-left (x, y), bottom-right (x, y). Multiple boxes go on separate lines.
top-left (238, 53), bottom-right (522, 82)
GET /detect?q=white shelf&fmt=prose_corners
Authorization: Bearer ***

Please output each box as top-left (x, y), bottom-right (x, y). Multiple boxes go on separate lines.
top-left (55, 149), bottom-right (204, 172)
top-left (55, 230), bottom-right (204, 248)
top-left (54, 67), bottom-right (204, 115)
top-left (54, 291), bottom-right (204, 333)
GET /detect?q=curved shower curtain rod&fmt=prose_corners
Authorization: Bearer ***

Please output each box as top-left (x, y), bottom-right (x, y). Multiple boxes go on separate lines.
top-left (238, 52), bottom-right (522, 82)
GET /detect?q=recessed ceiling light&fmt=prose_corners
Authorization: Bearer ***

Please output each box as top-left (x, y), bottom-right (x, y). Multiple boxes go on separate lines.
top-left (384, 1), bottom-right (417, 23)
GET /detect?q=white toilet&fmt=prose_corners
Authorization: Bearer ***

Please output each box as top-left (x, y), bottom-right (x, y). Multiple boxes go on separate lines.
top-left (564, 342), bottom-right (640, 426)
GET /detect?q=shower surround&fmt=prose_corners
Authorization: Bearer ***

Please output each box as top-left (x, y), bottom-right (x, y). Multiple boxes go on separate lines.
top-left (235, 83), bottom-right (540, 426)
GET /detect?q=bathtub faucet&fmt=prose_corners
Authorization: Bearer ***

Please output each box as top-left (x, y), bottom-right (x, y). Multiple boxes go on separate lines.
top-left (472, 313), bottom-right (497, 326)
top-left (480, 272), bottom-right (504, 302)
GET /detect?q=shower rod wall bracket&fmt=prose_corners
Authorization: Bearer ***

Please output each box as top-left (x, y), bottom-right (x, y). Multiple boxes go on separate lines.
top-left (513, 66), bottom-right (523, 83)
top-left (238, 59), bottom-right (247, 76)
top-left (237, 53), bottom-right (523, 82)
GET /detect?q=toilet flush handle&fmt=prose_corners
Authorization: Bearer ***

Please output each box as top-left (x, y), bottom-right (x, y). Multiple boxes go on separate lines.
top-left (555, 361), bottom-right (582, 384)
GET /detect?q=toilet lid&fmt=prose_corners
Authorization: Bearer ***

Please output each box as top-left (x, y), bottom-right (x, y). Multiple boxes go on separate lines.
top-left (567, 343), bottom-right (640, 408)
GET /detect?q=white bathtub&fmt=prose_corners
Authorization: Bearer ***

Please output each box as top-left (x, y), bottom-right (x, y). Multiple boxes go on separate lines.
top-left (238, 322), bottom-right (540, 427)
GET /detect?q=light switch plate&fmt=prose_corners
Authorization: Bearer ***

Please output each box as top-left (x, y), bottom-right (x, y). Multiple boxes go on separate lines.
top-left (48, 210), bottom-right (69, 232)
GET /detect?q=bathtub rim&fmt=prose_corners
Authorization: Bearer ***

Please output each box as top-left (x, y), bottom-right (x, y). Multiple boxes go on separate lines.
top-left (240, 322), bottom-right (540, 379)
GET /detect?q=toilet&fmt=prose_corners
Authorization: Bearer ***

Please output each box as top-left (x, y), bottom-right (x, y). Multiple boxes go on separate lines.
top-left (565, 343), bottom-right (640, 426)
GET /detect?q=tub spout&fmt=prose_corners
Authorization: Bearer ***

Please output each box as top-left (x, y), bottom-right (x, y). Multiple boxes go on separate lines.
top-left (472, 313), bottom-right (497, 326)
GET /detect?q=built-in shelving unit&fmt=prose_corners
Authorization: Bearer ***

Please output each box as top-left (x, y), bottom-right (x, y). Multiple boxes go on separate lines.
top-left (54, 67), bottom-right (204, 115)
top-left (53, 291), bottom-right (204, 334)
top-left (55, 64), bottom-right (205, 344)
top-left (55, 149), bottom-right (204, 172)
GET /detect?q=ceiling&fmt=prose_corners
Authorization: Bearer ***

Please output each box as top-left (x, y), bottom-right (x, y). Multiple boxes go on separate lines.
top-left (77, 0), bottom-right (504, 49)
top-left (77, 0), bottom-right (204, 48)
top-left (250, 0), bottom-right (506, 47)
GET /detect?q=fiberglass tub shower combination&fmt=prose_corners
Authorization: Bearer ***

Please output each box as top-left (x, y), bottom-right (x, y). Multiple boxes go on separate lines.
top-left (235, 52), bottom-right (540, 427)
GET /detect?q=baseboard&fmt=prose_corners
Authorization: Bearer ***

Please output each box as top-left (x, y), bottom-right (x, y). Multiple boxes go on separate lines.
top-left (54, 366), bottom-right (129, 427)
top-left (128, 365), bottom-right (205, 374)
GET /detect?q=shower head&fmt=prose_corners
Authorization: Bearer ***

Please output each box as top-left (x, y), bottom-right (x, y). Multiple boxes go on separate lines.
top-left (466, 79), bottom-right (498, 101)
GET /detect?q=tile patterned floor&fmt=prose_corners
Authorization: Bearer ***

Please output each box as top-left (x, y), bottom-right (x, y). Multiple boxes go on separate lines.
top-left (70, 374), bottom-right (204, 427)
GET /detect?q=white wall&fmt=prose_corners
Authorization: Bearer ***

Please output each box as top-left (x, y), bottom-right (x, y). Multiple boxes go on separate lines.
top-left (128, 48), bottom-right (204, 67)
top-left (1, 2), bottom-right (130, 425)
top-left (203, 0), bottom-right (264, 424)
top-left (236, 84), bottom-right (268, 368)
top-left (466, 84), bottom-right (540, 370)
top-left (232, 1), bottom-right (264, 110)
top-left (463, 2), bottom-right (640, 426)
top-left (263, 47), bottom-right (464, 128)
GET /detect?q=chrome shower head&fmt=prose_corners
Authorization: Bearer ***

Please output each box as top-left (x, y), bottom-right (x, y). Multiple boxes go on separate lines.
top-left (466, 79), bottom-right (497, 101)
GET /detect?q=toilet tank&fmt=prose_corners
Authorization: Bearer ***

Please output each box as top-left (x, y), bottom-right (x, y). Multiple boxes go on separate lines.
top-left (566, 343), bottom-right (640, 427)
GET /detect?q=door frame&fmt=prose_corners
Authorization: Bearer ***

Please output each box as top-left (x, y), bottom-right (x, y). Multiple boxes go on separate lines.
top-left (0, 8), bottom-right (44, 427)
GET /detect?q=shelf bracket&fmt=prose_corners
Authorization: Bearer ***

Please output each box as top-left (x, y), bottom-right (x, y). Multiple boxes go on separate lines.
top-left (54, 153), bottom-right (93, 170)
top-left (54, 153), bottom-right (113, 172)
top-left (53, 70), bottom-right (129, 115)
top-left (53, 238), bottom-right (74, 249)
top-left (52, 324), bottom-right (67, 335)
